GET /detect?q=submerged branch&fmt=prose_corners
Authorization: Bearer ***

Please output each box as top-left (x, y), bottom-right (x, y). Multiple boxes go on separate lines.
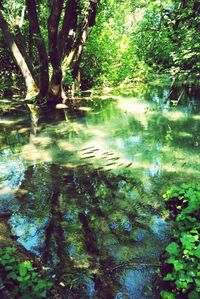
top-left (105, 261), bottom-right (161, 272)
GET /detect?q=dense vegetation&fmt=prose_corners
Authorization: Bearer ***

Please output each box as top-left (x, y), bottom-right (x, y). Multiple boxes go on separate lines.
top-left (81, 0), bottom-right (200, 89)
top-left (0, 246), bottom-right (53, 298)
top-left (0, 0), bottom-right (200, 298)
top-left (161, 184), bottom-right (200, 299)
top-left (0, 0), bottom-right (100, 102)
top-left (0, 0), bottom-right (199, 101)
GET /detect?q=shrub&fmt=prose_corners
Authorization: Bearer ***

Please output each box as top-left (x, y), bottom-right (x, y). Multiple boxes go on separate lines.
top-left (0, 246), bottom-right (53, 298)
top-left (160, 183), bottom-right (200, 299)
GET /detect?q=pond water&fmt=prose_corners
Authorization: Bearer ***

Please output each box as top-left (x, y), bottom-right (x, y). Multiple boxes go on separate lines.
top-left (0, 84), bottom-right (200, 298)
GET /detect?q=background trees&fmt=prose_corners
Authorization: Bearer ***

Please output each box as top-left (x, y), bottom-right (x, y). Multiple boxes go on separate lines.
top-left (81, 0), bottom-right (200, 90)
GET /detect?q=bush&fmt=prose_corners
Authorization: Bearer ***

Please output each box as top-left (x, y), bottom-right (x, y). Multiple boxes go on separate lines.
top-left (0, 246), bottom-right (53, 298)
top-left (160, 183), bottom-right (200, 299)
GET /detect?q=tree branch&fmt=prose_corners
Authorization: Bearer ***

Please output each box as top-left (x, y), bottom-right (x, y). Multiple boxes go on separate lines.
top-left (62, 0), bottom-right (100, 70)
top-left (58, 0), bottom-right (78, 61)
top-left (26, 0), bottom-right (49, 97)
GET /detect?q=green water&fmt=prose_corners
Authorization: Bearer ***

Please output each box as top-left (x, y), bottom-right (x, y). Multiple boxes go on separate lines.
top-left (0, 85), bottom-right (200, 298)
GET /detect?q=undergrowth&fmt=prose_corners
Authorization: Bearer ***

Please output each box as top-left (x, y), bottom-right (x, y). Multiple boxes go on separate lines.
top-left (160, 183), bottom-right (200, 299)
top-left (0, 246), bottom-right (53, 298)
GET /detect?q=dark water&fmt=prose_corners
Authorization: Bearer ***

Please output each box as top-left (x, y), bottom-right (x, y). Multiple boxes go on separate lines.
top-left (0, 85), bottom-right (200, 298)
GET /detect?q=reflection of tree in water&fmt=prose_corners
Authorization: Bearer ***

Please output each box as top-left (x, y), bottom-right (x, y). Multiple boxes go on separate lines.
top-left (15, 163), bottom-right (161, 298)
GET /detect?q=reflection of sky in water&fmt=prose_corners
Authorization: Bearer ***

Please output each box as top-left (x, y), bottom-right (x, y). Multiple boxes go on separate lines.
top-left (86, 278), bottom-right (95, 298)
top-left (9, 214), bottom-right (46, 255)
top-left (0, 149), bottom-right (25, 213)
top-left (119, 267), bottom-right (157, 299)
top-left (110, 219), bottom-right (133, 232)
top-left (135, 229), bottom-right (147, 242)
top-left (151, 215), bottom-right (168, 242)
top-left (0, 149), bottom-right (25, 189)
top-left (146, 158), bottom-right (161, 177)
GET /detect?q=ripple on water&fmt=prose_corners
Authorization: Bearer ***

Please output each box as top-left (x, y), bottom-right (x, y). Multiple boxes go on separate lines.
top-left (120, 267), bottom-right (158, 299)
top-left (151, 215), bottom-right (169, 242)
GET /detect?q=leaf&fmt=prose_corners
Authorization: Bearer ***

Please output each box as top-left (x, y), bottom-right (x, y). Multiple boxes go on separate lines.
top-left (4, 247), bottom-right (17, 254)
top-left (160, 290), bottom-right (176, 299)
top-left (163, 273), bottom-right (175, 281)
top-left (23, 261), bottom-right (33, 271)
top-left (19, 262), bottom-right (28, 277)
top-left (166, 242), bottom-right (180, 256)
top-left (189, 291), bottom-right (200, 299)
top-left (173, 260), bottom-right (184, 271)
top-left (17, 276), bottom-right (24, 282)
top-left (34, 279), bottom-right (48, 291)
top-left (175, 279), bottom-right (188, 290)
top-left (7, 271), bottom-right (18, 280)
top-left (195, 279), bottom-right (200, 288)
top-left (194, 245), bottom-right (200, 258)
top-left (167, 257), bottom-right (184, 271)
top-left (181, 233), bottom-right (197, 250)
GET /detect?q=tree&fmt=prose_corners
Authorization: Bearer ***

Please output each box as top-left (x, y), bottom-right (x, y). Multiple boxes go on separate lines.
top-left (80, 0), bottom-right (200, 90)
top-left (0, 0), bottom-right (100, 103)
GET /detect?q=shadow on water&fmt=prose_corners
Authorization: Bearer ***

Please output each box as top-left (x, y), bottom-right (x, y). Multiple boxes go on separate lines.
top-left (8, 163), bottom-right (167, 298)
top-left (0, 83), bottom-right (200, 298)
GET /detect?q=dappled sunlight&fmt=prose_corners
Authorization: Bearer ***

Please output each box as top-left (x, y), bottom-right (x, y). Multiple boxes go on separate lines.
top-left (0, 186), bottom-right (17, 197)
top-left (17, 127), bottom-right (30, 134)
top-left (78, 106), bottom-right (93, 112)
top-left (177, 131), bottom-right (193, 138)
top-left (0, 118), bottom-right (24, 125)
top-left (22, 143), bottom-right (52, 162)
top-left (30, 136), bottom-right (52, 147)
top-left (192, 115), bottom-right (200, 120)
top-left (116, 97), bottom-right (155, 128)
top-left (58, 140), bottom-right (76, 151)
top-left (82, 126), bottom-right (107, 138)
top-left (117, 97), bottom-right (150, 114)
top-left (165, 111), bottom-right (185, 121)
top-left (162, 163), bottom-right (200, 175)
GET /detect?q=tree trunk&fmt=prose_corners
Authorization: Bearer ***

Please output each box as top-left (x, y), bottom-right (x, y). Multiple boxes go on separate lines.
top-left (0, 0), bottom-right (100, 105)
top-left (48, 67), bottom-right (65, 102)
top-left (26, 0), bottom-right (49, 99)
top-left (0, 10), bottom-right (38, 98)
top-left (47, 0), bottom-right (65, 102)
top-left (61, 0), bottom-right (100, 96)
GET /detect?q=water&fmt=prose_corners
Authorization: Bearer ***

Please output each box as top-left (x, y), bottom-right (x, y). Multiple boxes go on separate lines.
top-left (0, 84), bottom-right (200, 298)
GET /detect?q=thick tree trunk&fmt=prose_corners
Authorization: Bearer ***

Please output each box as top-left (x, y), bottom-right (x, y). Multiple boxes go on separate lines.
top-left (26, 0), bottom-right (49, 99)
top-left (48, 67), bottom-right (65, 102)
top-left (47, 0), bottom-right (65, 101)
top-left (0, 0), bottom-right (100, 105)
top-left (0, 10), bottom-right (38, 98)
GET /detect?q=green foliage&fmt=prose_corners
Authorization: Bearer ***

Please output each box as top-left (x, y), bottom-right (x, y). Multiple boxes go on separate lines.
top-left (161, 183), bottom-right (200, 298)
top-left (160, 290), bottom-right (176, 299)
top-left (1, 0), bottom-right (199, 93)
top-left (80, 0), bottom-right (199, 89)
top-left (63, 68), bottom-right (74, 86)
top-left (0, 246), bottom-right (53, 298)
top-left (80, 0), bottom-right (150, 88)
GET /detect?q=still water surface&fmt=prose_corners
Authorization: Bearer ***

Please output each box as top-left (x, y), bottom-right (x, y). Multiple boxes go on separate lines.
top-left (0, 85), bottom-right (200, 298)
